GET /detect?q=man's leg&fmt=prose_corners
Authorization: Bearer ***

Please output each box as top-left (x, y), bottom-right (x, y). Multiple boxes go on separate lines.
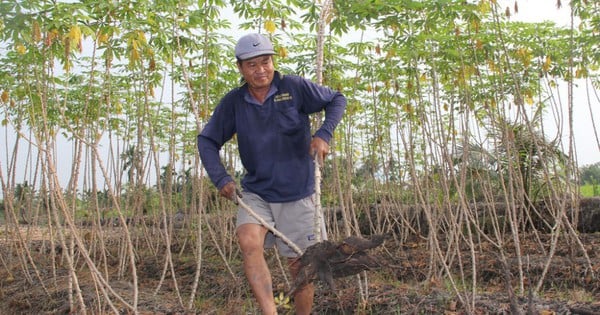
top-left (288, 257), bottom-right (315, 315)
top-left (237, 223), bottom-right (277, 315)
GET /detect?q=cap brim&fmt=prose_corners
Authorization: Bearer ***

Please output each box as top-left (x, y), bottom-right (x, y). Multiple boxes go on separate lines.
top-left (237, 50), bottom-right (276, 61)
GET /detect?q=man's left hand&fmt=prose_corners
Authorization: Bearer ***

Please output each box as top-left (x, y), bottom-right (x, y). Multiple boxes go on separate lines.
top-left (310, 136), bottom-right (329, 167)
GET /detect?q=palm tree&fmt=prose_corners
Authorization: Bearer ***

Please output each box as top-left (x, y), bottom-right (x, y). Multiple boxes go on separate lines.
top-left (489, 110), bottom-right (568, 205)
top-left (479, 106), bottom-right (570, 234)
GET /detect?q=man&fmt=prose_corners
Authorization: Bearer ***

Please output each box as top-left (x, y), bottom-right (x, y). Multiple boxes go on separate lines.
top-left (197, 33), bottom-right (346, 314)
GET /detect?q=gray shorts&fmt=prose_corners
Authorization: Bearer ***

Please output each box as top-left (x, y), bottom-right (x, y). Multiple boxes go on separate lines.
top-left (236, 191), bottom-right (327, 257)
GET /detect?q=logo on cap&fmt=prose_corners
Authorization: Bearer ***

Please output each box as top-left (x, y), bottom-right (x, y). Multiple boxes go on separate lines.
top-left (235, 33), bottom-right (276, 60)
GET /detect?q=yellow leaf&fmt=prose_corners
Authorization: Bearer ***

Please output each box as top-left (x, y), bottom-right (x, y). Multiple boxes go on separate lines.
top-left (115, 102), bottom-right (123, 115)
top-left (475, 39), bottom-right (483, 50)
top-left (470, 19), bottom-right (480, 32)
top-left (487, 59), bottom-right (499, 73)
top-left (525, 95), bottom-right (534, 105)
top-left (516, 48), bottom-right (531, 67)
top-left (1, 90), bottom-right (8, 103)
top-left (68, 25), bottom-right (82, 50)
top-left (479, 0), bottom-right (492, 13)
top-left (542, 55), bottom-right (551, 72)
top-left (575, 67), bottom-right (587, 78)
top-left (131, 48), bottom-right (140, 63)
top-left (278, 46), bottom-right (288, 58)
top-left (98, 32), bottom-right (109, 44)
top-left (385, 48), bottom-right (396, 59)
top-left (15, 44), bottom-right (26, 55)
top-left (264, 20), bottom-right (276, 34)
top-left (274, 291), bottom-right (290, 307)
top-left (136, 30), bottom-right (147, 44)
top-left (69, 25), bottom-right (81, 41)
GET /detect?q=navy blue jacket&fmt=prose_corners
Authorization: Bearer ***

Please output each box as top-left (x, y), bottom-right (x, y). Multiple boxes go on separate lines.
top-left (197, 71), bottom-right (346, 202)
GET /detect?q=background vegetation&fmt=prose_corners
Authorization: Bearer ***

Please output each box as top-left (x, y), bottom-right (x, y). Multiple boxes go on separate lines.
top-left (0, 0), bottom-right (599, 313)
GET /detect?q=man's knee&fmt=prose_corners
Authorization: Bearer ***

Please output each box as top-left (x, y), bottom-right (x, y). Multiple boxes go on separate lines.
top-left (237, 224), bottom-right (267, 254)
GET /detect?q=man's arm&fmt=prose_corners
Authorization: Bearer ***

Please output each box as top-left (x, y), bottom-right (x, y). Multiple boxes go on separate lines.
top-left (307, 86), bottom-right (346, 165)
top-left (197, 94), bottom-right (238, 192)
top-left (295, 76), bottom-right (347, 143)
top-left (197, 134), bottom-right (233, 191)
top-left (313, 91), bottom-right (346, 143)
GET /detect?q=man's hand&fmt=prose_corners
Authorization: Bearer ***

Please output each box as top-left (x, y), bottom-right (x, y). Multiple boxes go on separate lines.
top-left (219, 181), bottom-right (242, 203)
top-left (310, 136), bottom-right (329, 167)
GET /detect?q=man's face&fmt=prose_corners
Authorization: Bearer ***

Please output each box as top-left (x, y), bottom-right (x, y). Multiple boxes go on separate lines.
top-left (238, 55), bottom-right (275, 90)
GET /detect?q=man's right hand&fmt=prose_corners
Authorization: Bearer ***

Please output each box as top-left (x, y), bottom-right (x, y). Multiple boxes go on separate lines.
top-left (219, 181), bottom-right (242, 203)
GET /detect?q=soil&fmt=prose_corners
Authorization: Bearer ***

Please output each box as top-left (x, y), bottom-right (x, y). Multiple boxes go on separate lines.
top-left (0, 226), bottom-right (599, 314)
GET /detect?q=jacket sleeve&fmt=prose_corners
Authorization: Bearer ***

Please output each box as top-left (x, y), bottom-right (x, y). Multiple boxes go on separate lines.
top-left (313, 91), bottom-right (346, 143)
top-left (197, 96), bottom-right (237, 190)
top-left (299, 78), bottom-right (347, 143)
top-left (197, 135), bottom-right (233, 190)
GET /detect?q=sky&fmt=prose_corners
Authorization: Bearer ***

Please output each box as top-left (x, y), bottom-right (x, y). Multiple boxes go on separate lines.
top-left (497, 0), bottom-right (599, 166)
top-left (1, 0), bottom-right (599, 199)
top-left (501, 0), bottom-right (573, 25)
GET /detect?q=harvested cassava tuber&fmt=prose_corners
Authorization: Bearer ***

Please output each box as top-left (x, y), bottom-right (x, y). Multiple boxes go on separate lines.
top-left (290, 234), bottom-right (386, 294)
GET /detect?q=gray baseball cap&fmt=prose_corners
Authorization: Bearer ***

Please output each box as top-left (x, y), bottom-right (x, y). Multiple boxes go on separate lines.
top-left (235, 33), bottom-right (276, 61)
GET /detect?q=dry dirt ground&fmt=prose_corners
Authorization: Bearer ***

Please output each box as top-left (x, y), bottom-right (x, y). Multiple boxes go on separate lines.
top-left (0, 225), bottom-right (599, 315)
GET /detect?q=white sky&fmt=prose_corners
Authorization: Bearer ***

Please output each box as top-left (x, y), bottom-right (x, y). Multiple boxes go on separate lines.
top-left (498, 0), bottom-right (599, 166)
top-left (501, 0), bottom-right (572, 25)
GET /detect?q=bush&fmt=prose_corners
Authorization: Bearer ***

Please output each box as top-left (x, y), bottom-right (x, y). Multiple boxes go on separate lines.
top-left (580, 184), bottom-right (600, 197)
